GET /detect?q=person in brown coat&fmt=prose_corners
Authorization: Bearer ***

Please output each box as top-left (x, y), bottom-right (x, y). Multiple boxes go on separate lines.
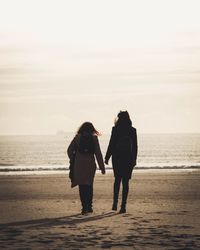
top-left (105, 111), bottom-right (138, 213)
top-left (67, 122), bottom-right (105, 215)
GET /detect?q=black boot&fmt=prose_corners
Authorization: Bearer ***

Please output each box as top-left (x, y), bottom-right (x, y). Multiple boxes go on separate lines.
top-left (87, 185), bottom-right (93, 213)
top-left (112, 202), bottom-right (117, 211)
top-left (119, 203), bottom-right (126, 213)
top-left (87, 207), bottom-right (93, 213)
top-left (81, 208), bottom-right (87, 215)
top-left (112, 177), bottom-right (121, 211)
top-left (79, 185), bottom-right (88, 215)
top-left (119, 178), bottom-right (129, 213)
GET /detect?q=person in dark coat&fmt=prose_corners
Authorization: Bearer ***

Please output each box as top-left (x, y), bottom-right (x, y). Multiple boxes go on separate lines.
top-left (67, 122), bottom-right (105, 215)
top-left (105, 111), bottom-right (138, 213)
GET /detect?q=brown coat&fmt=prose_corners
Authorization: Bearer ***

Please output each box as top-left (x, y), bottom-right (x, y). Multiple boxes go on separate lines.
top-left (67, 135), bottom-right (105, 187)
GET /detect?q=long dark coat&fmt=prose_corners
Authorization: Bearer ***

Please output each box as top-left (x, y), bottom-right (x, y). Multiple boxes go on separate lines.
top-left (105, 126), bottom-right (138, 179)
top-left (67, 135), bottom-right (105, 187)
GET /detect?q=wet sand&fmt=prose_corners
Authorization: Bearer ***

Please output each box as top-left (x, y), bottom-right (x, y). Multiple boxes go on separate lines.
top-left (0, 170), bottom-right (200, 249)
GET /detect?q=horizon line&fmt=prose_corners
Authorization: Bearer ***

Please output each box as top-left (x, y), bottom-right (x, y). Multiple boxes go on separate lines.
top-left (0, 132), bottom-right (200, 136)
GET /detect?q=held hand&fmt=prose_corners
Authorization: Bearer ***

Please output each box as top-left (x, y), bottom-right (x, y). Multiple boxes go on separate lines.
top-left (101, 169), bottom-right (106, 175)
top-left (104, 159), bottom-right (108, 165)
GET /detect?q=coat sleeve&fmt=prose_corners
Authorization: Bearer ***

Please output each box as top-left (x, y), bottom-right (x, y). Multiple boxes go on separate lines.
top-left (67, 136), bottom-right (77, 159)
top-left (94, 136), bottom-right (105, 171)
top-left (105, 127), bottom-right (115, 162)
top-left (132, 128), bottom-right (138, 163)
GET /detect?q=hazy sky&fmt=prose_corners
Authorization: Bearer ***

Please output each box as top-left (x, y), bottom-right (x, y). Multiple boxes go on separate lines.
top-left (0, 0), bottom-right (200, 134)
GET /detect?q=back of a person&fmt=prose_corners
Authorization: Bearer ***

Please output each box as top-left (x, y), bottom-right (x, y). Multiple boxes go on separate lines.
top-left (114, 126), bottom-right (134, 153)
top-left (73, 133), bottom-right (97, 186)
top-left (78, 132), bottom-right (95, 155)
top-left (105, 111), bottom-right (138, 213)
top-left (67, 121), bottom-right (105, 214)
top-left (112, 126), bottom-right (135, 164)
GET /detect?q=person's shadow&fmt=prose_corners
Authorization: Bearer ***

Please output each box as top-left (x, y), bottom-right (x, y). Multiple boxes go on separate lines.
top-left (0, 211), bottom-right (118, 230)
top-left (0, 212), bottom-right (121, 249)
top-left (1, 212), bottom-right (199, 249)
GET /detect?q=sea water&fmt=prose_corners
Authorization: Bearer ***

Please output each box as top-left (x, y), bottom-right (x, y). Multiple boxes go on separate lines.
top-left (0, 133), bottom-right (199, 174)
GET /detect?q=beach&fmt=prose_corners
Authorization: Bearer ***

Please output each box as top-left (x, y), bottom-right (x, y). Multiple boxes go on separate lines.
top-left (0, 170), bottom-right (200, 249)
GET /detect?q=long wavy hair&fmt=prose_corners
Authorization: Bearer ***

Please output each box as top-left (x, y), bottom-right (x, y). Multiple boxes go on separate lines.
top-left (114, 111), bottom-right (132, 129)
top-left (77, 122), bottom-right (100, 136)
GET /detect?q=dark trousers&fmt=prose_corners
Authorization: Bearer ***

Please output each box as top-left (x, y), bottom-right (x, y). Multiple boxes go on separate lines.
top-left (79, 184), bottom-right (93, 210)
top-left (113, 176), bottom-right (129, 207)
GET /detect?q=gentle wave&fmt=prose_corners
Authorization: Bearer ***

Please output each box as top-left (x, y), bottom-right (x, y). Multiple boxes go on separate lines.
top-left (1, 134), bottom-right (200, 175)
top-left (0, 163), bottom-right (200, 172)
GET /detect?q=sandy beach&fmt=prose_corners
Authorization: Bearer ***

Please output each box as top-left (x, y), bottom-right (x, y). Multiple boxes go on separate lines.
top-left (0, 170), bottom-right (199, 249)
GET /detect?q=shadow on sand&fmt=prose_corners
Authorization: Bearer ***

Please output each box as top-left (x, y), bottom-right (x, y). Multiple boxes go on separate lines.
top-left (0, 211), bottom-right (118, 229)
top-left (0, 212), bottom-right (200, 249)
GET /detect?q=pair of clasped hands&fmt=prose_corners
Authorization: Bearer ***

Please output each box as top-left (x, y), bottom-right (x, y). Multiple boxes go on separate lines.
top-left (100, 159), bottom-right (109, 175)
top-left (102, 159), bottom-right (137, 175)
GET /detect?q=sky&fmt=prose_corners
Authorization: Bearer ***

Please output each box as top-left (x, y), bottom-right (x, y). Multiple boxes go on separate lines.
top-left (0, 0), bottom-right (200, 135)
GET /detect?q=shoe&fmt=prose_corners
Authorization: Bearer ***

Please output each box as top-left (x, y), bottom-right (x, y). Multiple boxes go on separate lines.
top-left (81, 209), bottom-right (87, 215)
top-left (87, 207), bottom-right (93, 213)
top-left (112, 203), bottom-right (117, 211)
top-left (119, 207), bottom-right (126, 213)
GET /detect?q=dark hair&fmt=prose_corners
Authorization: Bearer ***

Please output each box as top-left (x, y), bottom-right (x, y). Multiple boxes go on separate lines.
top-left (114, 111), bottom-right (132, 128)
top-left (77, 122), bottom-right (100, 136)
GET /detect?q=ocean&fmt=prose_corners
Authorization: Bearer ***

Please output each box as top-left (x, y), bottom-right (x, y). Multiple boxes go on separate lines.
top-left (0, 133), bottom-right (199, 175)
